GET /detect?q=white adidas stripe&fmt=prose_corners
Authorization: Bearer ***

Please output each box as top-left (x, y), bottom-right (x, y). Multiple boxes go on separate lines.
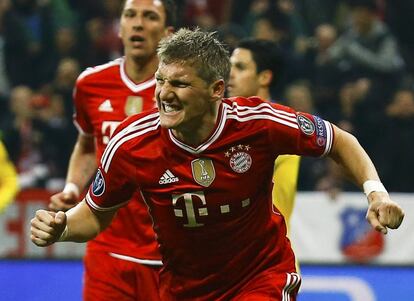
top-left (227, 114), bottom-right (299, 129)
top-left (225, 102), bottom-right (297, 122)
top-left (101, 112), bottom-right (159, 167)
top-left (78, 58), bottom-right (122, 81)
top-left (102, 120), bottom-right (160, 172)
top-left (226, 101), bottom-right (296, 117)
top-left (227, 106), bottom-right (298, 124)
top-left (282, 272), bottom-right (301, 301)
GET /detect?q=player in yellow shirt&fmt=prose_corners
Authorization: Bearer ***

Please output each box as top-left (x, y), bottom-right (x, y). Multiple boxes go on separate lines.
top-left (0, 140), bottom-right (19, 213)
top-left (227, 38), bottom-right (300, 231)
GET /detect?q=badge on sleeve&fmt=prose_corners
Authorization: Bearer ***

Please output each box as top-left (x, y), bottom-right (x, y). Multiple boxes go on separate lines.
top-left (297, 114), bottom-right (315, 135)
top-left (92, 169), bottom-right (106, 196)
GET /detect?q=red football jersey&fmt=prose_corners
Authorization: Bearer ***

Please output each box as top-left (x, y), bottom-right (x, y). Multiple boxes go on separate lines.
top-left (74, 57), bottom-right (161, 262)
top-left (86, 97), bottom-right (334, 300)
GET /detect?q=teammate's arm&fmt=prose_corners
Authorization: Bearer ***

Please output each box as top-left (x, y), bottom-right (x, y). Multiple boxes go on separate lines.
top-left (32, 200), bottom-right (116, 246)
top-left (328, 124), bottom-right (404, 233)
top-left (49, 134), bottom-right (97, 211)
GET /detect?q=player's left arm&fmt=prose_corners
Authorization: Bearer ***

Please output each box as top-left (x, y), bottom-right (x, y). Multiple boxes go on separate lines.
top-left (328, 124), bottom-right (404, 234)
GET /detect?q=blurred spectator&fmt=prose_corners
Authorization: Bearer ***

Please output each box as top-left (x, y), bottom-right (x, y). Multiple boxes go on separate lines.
top-left (49, 57), bottom-right (81, 122)
top-left (0, 139), bottom-right (19, 213)
top-left (284, 81), bottom-right (314, 113)
top-left (298, 24), bottom-right (342, 121)
top-left (378, 87), bottom-right (414, 192)
top-left (326, 0), bottom-right (405, 157)
top-left (384, 1), bottom-right (414, 76)
top-left (217, 22), bottom-right (247, 51)
top-left (12, 0), bottom-right (56, 88)
top-left (80, 0), bottom-right (123, 66)
top-left (274, 0), bottom-right (307, 38)
top-left (250, 8), bottom-right (303, 98)
top-left (295, 0), bottom-right (344, 32)
top-left (184, 0), bottom-right (232, 29)
top-left (40, 26), bottom-right (82, 85)
top-left (0, 0), bottom-right (32, 90)
top-left (326, 0), bottom-right (405, 95)
top-left (2, 86), bottom-right (70, 189)
top-left (2, 86), bottom-right (47, 187)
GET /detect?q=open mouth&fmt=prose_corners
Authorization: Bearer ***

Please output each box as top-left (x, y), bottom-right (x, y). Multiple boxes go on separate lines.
top-left (162, 102), bottom-right (182, 113)
top-left (130, 35), bottom-right (145, 43)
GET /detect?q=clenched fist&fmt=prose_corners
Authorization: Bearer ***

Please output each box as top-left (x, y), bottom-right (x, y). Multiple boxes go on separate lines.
top-left (366, 191), bottom-right (405, 234)
top-left (30, 210), bottom-right (67, 246)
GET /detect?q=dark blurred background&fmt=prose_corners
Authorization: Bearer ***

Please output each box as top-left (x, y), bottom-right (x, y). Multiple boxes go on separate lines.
top-left (1, 0), bottom-right (413, 194)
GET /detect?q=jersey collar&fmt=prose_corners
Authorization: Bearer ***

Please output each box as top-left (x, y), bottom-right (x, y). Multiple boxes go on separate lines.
top-left (120, 57), bottom-right (156, 93)
top-left (168, 102), bottom-right (227, 154)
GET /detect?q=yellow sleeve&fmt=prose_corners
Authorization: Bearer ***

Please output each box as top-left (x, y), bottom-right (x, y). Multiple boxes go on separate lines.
top-left (272, 155), bottom-right (300, 230)
top-left (0, 142), bottom-right (19, 213)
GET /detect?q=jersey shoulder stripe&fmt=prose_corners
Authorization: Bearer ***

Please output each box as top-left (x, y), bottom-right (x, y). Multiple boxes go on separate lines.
top-left (101, 112), bottom-right (160, 172)
top-left (77, 58), bottom-right (123, 81)
top-left (224, 102), bottom-right (298, 129)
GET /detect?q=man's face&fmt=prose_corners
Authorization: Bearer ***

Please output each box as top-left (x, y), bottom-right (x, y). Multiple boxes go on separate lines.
top-left (352, 7), bottom-right (375, 34)
top-left (228, 48), bottom-right (260, 97)
top-left (119, 0), bottom-right (170, 60)
top-left (155, 61), bottom-right (216, 131)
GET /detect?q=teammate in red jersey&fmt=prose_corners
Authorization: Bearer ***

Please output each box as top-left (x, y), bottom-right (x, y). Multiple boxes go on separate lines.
top-left (47, 1), bottom-right (176, 300)
top-left (33, 28), bottom-right (404, 301)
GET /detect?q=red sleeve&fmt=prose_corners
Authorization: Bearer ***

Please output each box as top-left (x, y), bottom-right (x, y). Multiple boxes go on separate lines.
top-left (268, 103), bottom-right (334, 157)
top-left (73, 77), bottom-right (94, 136)
top-left (85, 119), bottom-right (137, 211)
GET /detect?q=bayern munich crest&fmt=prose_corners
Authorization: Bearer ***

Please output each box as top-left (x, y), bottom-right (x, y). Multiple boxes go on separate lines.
top-left (225, 145), bottom-right (252, 173)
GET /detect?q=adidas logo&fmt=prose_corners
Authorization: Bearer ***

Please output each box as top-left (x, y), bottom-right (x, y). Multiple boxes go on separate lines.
top-left (159, 169), bottom-right (179, 184)
top-left (98, 99), bottom-right (113, 112)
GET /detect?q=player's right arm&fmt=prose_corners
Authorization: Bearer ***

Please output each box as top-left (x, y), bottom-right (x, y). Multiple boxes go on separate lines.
top-left (32, 200), bottom-right (116, 246)
top-left (34, 115), bottom-right (140, 247)
top-left (49, 134), bottom-right (97, 211)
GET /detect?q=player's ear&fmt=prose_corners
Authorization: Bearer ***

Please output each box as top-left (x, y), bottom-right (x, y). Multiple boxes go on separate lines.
top-left (165, 26), bottom-right (175, 36)
top-left (258, 70), bottom-right (273, 87)
top-left (210, 79), bottom-right (225, 102)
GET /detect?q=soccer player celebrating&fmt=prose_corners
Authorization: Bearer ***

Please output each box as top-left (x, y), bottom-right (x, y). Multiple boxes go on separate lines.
top-left (34, 28), bottom-right (404, 301)
top-left (228, 38), bottom-right (300, 231)
top-left (48, 1), bottom-right (176, 300)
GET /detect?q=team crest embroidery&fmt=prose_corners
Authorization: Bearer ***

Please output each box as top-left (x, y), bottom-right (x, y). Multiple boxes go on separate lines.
top-left (225, 144), bottom-right (252, 174)
top-left (191, 158), bottom-right (215, 187)
top-left (125, 96), bottom-right (143, 116)
top-left (297, 114), bottom-right (315, 135)
top-left (92, 169), bottom-right (105, 196)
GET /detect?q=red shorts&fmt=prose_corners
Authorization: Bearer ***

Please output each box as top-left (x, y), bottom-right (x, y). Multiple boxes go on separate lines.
top-left (83, 248), bottom-right (161, 301)
top-left (231, 270), bottom-right (301, 301)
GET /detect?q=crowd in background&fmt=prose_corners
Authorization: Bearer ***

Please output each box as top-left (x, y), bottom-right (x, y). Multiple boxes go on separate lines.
top-left (0, 0), bottom-right (413, 193)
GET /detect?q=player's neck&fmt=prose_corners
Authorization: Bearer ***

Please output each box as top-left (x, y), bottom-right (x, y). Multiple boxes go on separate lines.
top-left (256, 88), bottom-right (271, 101)
top-left (172, 102), bottom-right (221, 147)
top-left (124, 55), bottom-right (159, 83)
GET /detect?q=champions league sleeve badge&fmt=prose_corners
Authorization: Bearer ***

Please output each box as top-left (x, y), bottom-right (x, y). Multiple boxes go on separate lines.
top-left (92, 169), bottom-right (106, 196)
top-left (297, 114), bottom-right (315, 136)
